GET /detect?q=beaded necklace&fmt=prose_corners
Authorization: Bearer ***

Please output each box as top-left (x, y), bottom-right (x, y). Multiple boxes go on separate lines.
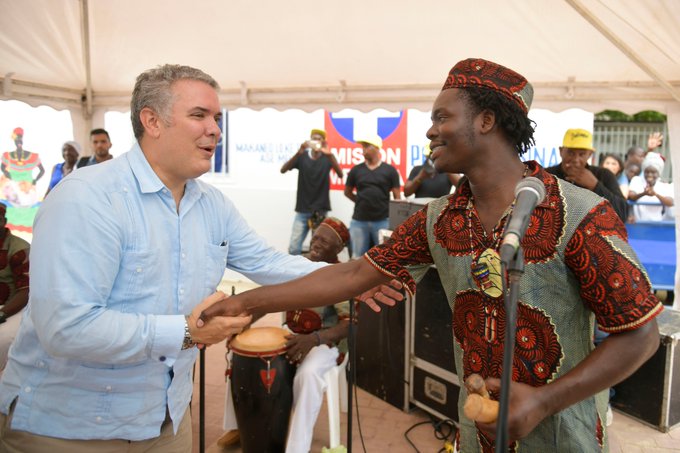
top-left (468, 165), bottom-right (528, 298)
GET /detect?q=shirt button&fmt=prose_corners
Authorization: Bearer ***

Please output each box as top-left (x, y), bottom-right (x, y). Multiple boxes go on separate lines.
top-left (159, 356), bottom-right (167, 362)
top-left (96, 416), bottom-right (102, 422)
top-left (179, 289), bottom-right (184, 295)
top-left (136, 267), bottom-right (142, 273)
top-left (37, 361), bottom-right (45, 368)
top-left (105, 385), bottom-right (112, 391)
top-left (24, 386), bottom-right (31, 393)
top-left (181, 253), bottom-right (186, 259)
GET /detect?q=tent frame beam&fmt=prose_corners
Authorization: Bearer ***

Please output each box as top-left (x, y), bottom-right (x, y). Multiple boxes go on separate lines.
top-left (566, 0), bottom-right (680, 103)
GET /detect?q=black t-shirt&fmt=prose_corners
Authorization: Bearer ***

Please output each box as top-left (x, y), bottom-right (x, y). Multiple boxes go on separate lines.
top-left (292, 152), bottom-right (334, 212)
top-left (346, 162), bottom-right (401, 221)
top-left (407, 165), bottom-right (453, 198)
top-left (545, 163), bottom-right (628, 221)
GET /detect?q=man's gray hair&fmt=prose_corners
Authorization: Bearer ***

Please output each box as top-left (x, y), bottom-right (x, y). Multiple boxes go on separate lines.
top-left (130, 64), bottom-right (220, 140)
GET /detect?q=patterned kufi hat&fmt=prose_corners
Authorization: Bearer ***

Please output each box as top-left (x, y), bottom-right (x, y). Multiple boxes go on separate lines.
top-left (319, 217), bottom-right (350, 246)
top-left (441, 58), bottom-right (533, 113)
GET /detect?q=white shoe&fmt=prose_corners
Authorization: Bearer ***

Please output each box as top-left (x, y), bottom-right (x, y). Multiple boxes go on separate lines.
top-left (606, 405), bottom-right (614, 427)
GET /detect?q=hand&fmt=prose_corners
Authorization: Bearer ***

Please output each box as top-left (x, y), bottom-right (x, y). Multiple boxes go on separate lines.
top-left (418, 167), bottom-right (434, 180)
top-left (474, 377), bottom-right (551, 443)
top-left (562, 164), bottom-right (598, 191)
top-left (319, 140), bottom-right (332, 155)
top-left (355, 279), bottom-right (404, 312)
top-left (198, 292), bottom-right (248, 326)
top-left (643, 185), bottom-right (656, 196)
top-left (192, 292), bottom-right (252, 346)
top-left (284, 333), bottom-right (317, 363)
top-left (647, 132), bottom-right (664, 150)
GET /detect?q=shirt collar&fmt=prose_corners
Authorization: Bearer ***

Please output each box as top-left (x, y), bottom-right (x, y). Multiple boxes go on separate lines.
top-left (449, 160), bottom-right (557, 212)
top-left (126, 143), bottom-right (205, 201)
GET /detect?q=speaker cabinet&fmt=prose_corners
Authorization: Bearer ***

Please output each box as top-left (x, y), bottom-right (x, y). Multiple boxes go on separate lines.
top-left (355, 292), bottom-right (411, 412)
top-left (612, 308), bottom-right (680, 432)
top-left (410, 267), bottom-right (461, 422)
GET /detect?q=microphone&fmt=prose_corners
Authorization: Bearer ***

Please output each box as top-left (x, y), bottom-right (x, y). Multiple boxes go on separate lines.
top-left (499, 177), bottom-right (546, 264)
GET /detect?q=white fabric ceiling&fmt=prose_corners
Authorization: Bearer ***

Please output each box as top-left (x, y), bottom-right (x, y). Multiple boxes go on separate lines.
top-left (2, 0), bottom-right (680, 296)
top-left (1, 0), bottom-right (679, 114)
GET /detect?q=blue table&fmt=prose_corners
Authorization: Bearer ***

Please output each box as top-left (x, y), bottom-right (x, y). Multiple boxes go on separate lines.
top-left (626, 221), bottom-right (676, 290)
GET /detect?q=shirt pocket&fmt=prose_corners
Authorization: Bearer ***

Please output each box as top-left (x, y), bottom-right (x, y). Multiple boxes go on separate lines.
top-left (204, 242), bottom-right (228, 291)
top-left (116, 250), bottom-right (159, 313)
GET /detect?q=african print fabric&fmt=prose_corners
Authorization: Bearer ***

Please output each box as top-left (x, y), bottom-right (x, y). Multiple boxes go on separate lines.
top-left (365, 161), bottom-right (662, 452)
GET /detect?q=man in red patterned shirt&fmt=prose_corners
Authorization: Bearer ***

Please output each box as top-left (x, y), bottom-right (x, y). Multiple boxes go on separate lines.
top-left (201, 58), bottom-right (661, 452)
top-left (0, 203), bottom-right (30, 371)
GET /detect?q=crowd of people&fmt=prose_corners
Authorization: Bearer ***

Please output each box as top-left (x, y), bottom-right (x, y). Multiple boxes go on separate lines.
top-left (596, 131), bottom-right (673, 223)
top-left (0, 57), bottom-right (671, 453)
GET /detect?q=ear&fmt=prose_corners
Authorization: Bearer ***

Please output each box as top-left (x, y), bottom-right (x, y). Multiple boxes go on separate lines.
top-left (477, 109), bottom-right (496, 134)
top-left (333, 241), bottom-right (344, 256)
top-left (139, 107), bottom-right (162, 139)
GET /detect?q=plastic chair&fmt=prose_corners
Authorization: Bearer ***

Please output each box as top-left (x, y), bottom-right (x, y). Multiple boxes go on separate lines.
top-left (324, 352), bottom-right (349, 448)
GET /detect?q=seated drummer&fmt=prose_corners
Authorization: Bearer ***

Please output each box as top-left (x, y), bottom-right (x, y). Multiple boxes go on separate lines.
top-left (219, 217), bottom-right (353, 452)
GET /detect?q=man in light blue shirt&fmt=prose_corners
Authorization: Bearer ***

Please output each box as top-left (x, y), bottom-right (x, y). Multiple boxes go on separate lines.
top-left (0, 65), bottom-right (325, 451)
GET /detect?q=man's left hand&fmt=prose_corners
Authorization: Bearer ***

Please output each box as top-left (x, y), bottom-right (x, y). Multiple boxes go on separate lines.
top-left (474, 377), bottom-right (552, 443)
top-left (284, 333), bottom-right (317, 363)
top-left (355, 279), bottom-right (404, 312)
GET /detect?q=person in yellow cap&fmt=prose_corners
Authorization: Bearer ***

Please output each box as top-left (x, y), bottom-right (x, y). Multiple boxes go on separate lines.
top-left (546, 128), bottom-right (627, 220)
top-left (344, 134), bottom-right (401, 257)
top-left (200, 58), bottom-right (661, 453)
top-left (281, 129), bottom-right (343, 255)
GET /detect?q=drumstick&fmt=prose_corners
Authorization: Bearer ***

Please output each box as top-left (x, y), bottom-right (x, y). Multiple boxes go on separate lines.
top-left (463, 394), bottom-right (499, 423)
top-left (463, 374), bottom-right (498, 423)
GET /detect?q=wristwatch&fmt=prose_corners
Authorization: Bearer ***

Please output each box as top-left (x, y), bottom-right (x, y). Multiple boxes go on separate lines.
top-left (181, 316), bottom-right (195, 350)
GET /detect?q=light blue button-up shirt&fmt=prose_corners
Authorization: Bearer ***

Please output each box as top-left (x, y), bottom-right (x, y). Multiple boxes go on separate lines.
top-left (0, 143), bottom-right (323, 441)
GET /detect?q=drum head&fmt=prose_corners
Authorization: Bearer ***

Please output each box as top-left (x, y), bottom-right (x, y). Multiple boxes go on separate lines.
top-left (231, 326), bottom-right (289, 353)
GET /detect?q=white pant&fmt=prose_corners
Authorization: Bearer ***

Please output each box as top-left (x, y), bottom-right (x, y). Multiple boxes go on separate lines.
top-left (0, 309), bottom-right (24, 372)
top-left (223, 344), bottom-right (340, 453)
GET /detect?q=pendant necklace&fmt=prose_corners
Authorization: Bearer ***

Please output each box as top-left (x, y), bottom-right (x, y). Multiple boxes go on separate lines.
top-left (468, 165), bottom-right (529, 298)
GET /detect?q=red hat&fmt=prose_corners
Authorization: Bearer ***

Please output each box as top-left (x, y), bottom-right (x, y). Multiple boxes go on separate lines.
top-left (319, 217), bottom-right (350, 246)
top-left (442, 58), bottom-right (533, 113)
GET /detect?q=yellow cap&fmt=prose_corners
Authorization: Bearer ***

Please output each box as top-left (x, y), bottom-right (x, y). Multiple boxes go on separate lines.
top-left (356, 134), bottom-right (383, 149)
top-left (310, 128), bottom-right (326, 139)
top-left (562, 128), bottom-right (594, 150)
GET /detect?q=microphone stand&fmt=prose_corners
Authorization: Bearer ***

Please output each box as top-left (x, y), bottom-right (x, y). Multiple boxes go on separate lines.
top-left (495, 247), bottom-right (524, 453)
top-left (347, 297), bottom-right (356, 452)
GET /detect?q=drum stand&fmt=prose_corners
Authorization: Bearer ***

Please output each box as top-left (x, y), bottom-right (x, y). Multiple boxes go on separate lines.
top-left (199, 347), bottom-right (206, 453)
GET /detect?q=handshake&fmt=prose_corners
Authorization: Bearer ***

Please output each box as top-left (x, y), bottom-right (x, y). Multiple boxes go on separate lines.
top-left (186, 278), bottom-right (406, 348)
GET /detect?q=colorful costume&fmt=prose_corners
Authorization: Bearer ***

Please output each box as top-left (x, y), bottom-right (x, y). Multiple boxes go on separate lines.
top-left (366, 162), bottom-right (662, 452)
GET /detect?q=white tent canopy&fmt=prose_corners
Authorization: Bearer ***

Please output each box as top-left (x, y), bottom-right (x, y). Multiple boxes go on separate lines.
top-left (2, 0), bottom-right (680, 115)
top-left (2, 0), bottom-right (680, 292)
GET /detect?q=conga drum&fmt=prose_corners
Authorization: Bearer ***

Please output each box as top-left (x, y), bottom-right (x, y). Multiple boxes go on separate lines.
top-left (229, 326), bottom-right (295, 453)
